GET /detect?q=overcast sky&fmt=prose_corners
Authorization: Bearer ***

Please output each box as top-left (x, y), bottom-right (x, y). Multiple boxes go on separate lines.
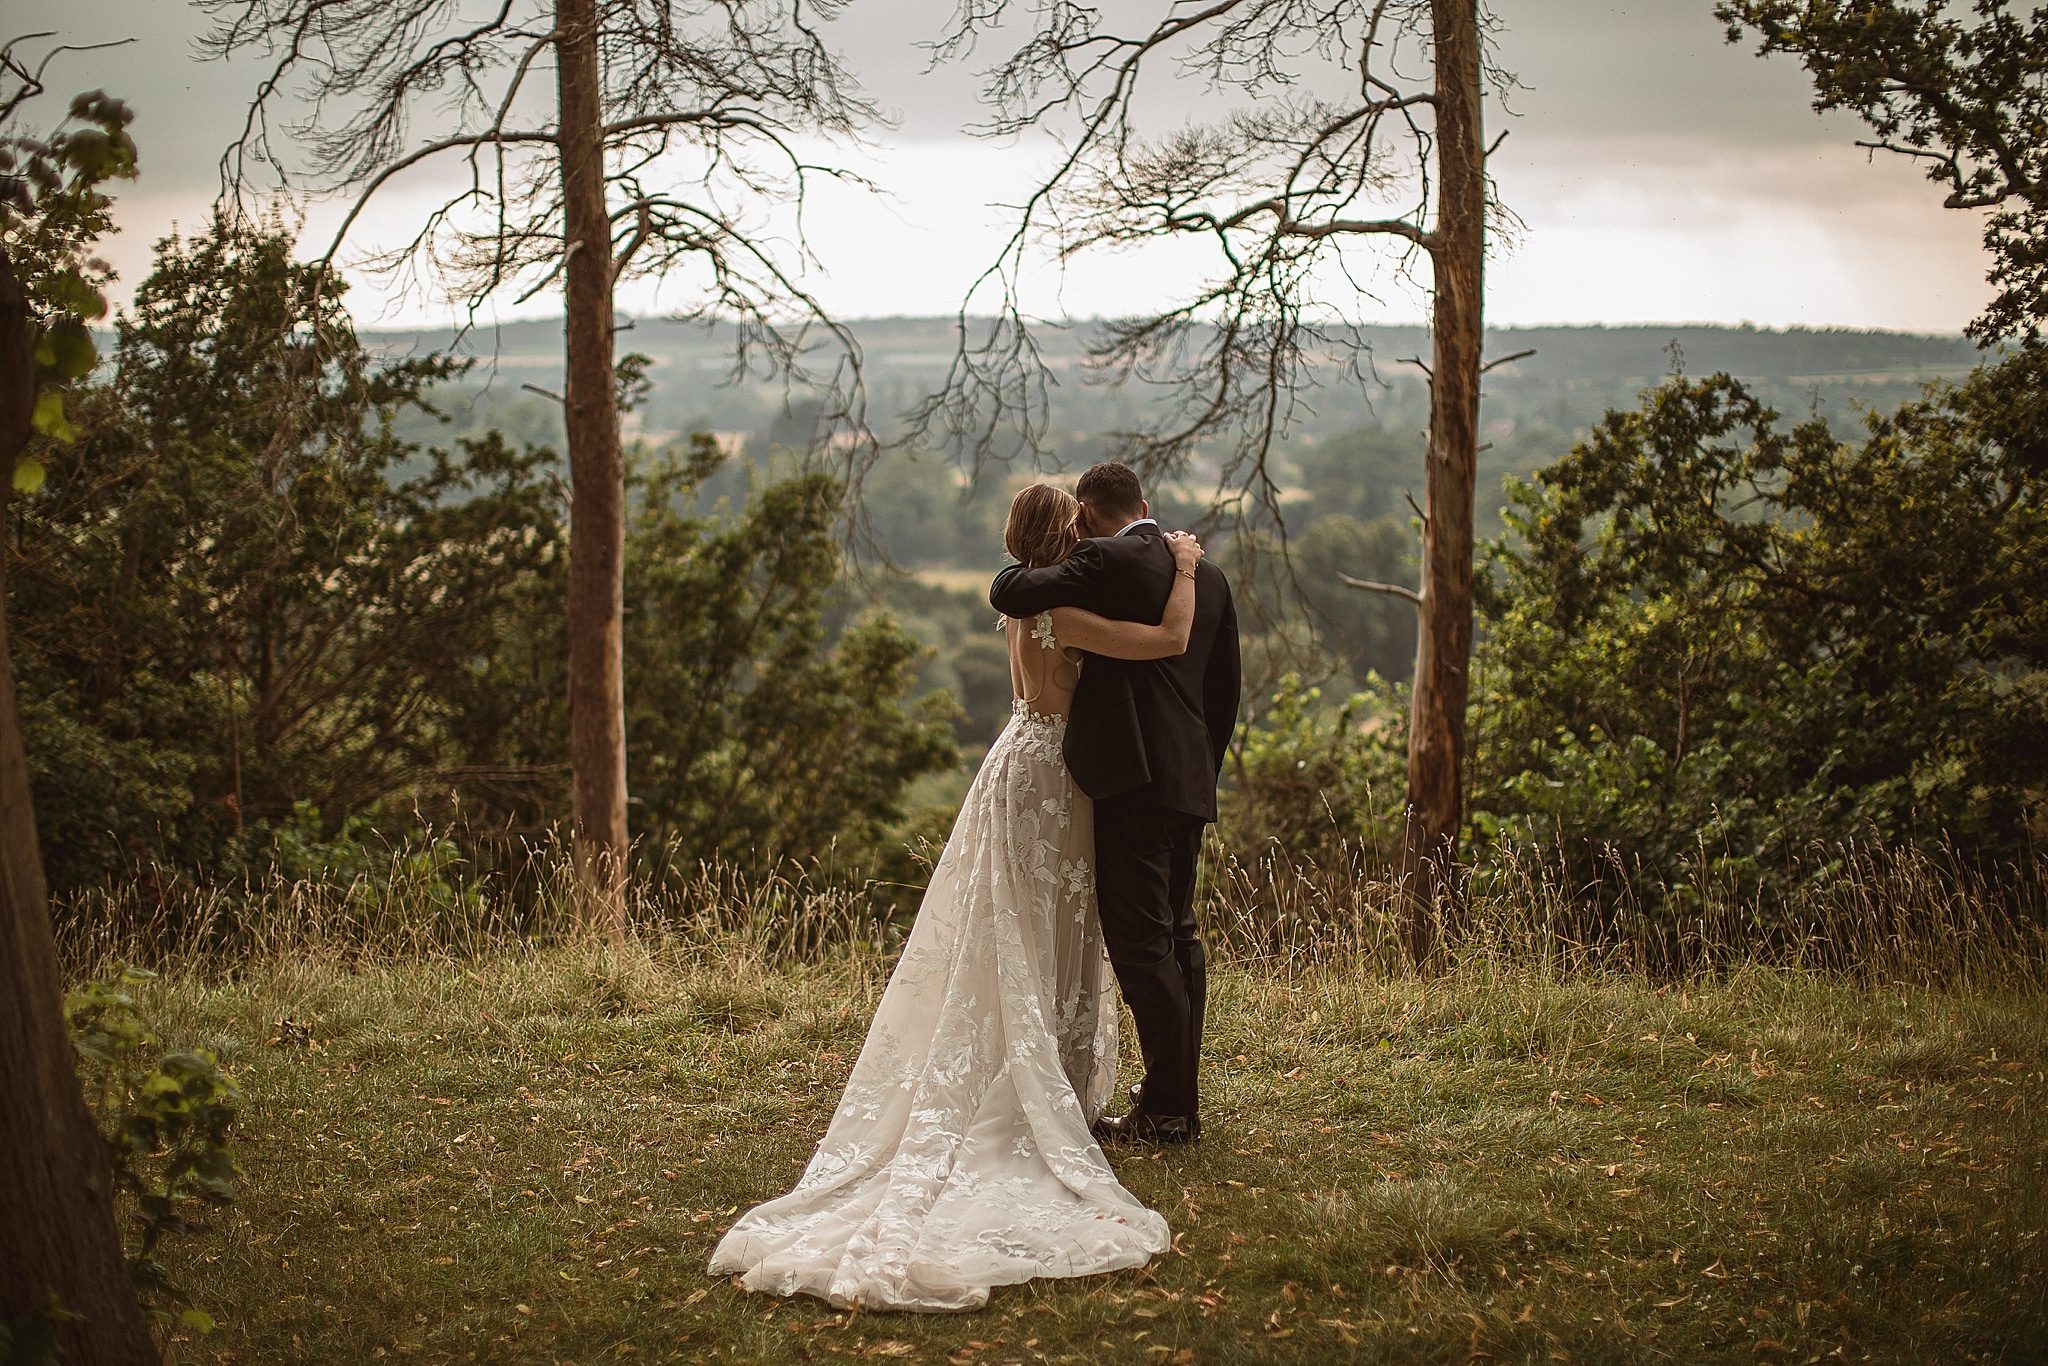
top-left (9, 0), bottom-right (1993, 333)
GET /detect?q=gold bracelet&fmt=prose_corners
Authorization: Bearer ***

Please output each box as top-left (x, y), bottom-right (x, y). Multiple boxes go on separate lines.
top-left (1177, 566), bottom-right (1197, 580)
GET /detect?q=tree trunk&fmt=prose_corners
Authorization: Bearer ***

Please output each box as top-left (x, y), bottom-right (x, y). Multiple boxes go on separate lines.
top-left (1399, 0), bottom-right (1485, 968)
top-left (555, 0), bottom-right (629, 936)
top-left (0, 250), bottom-right (160, 1362)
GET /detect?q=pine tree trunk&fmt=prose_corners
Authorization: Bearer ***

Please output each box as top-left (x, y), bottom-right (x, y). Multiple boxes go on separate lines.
top-left (1399, 0), bottom-right (1485, 968)
top-left (0, 249), bottom-right (160, 1362)
top-left (555, 0), bottom-right (629, 936)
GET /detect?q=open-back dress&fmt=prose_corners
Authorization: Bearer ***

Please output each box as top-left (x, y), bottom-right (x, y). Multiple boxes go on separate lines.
top-left (706, 610), bottom-right (1170, 1311)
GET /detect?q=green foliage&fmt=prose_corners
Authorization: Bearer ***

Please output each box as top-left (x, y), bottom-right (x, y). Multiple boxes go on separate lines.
top-left (840, 573), bottom-right (1014, 746)
top-left (1217, 672), bottom-right (1407, 871)
top-left (946, 629), bottom-right (1016, 744)
top-left (0, 68), bottom-right (138, 487)
top-left (10, 217), bottom-right (558, 892)
top-left (841, 446), bottom-right (1006, 569)
top-left (1289, 513), bottom-right (1419, 684)
top-left (65, 967), bottom-right (238, 1334)
top-left (449, 434), bottom-right (961, 878)
top-left (627, 442), bottom-right (954, 866)
top-left (1718, 0), bottom-right (2048, 349)
top-left (16, 217), bottom-right (956, 903)
top-left (0, 1300), bottom-right (72, 1366)
top-left (1292, 426), bottom-right (1419, 525)
top-left (1474, 359), bottom-right (2048, 938)
top-left (1459, 0), bottom-right (2048, 960)
top-left (254, 800), bottom-right (483, 925)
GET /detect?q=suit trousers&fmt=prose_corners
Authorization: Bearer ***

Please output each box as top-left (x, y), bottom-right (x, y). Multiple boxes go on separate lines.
top-left (1092, 792), bottom-right (1207, 1119)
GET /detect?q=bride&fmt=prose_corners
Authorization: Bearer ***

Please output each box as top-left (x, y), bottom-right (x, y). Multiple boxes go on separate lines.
top-left (708, 483), bottom-right (1207, 1312)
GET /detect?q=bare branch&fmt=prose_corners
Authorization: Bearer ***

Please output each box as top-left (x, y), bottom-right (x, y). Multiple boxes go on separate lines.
top-left (1340, 572), bottom-right (1423, 606)
top-left (312, 127), bottom-right (556, 275)
top-left (1, 33), bottom-right (136, 124)
top-left (198, 0), bottom-right (882, 486)
top-left (909, 0), bottom-right (1516, 536)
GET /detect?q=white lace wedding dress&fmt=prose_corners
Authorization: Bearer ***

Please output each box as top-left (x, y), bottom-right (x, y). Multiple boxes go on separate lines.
top-left (708, 612), bottom-right (1170, 1311)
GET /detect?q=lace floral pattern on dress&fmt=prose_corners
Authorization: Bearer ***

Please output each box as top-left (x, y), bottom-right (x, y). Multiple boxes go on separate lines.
top-left (708, 613), bottom-right (1165, 1312)
top-left (1030, 610), bottom-right (1059, 652)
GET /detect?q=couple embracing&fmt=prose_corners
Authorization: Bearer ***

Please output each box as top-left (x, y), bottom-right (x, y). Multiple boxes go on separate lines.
top-left (709, 461), bottom-right (1241, 1312)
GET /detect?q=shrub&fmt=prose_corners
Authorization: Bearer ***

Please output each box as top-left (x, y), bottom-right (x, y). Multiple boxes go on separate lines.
top-left (66, 967), bottom-right (240, 1337)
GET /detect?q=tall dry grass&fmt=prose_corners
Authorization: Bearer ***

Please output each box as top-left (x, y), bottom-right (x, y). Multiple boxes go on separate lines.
top-left (1208, 835), bottom-right (2046, 988)
top-left (56, 828), bottom-right (2046, 992)
top-left (56, 835), bottom-right (895, 982)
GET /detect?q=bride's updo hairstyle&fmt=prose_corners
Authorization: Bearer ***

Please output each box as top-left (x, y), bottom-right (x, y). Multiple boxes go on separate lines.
top-left (1004, 483), bottom-right (1080, 568)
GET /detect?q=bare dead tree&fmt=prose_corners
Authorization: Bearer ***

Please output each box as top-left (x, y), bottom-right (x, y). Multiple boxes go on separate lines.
top-left (915, 0), bottom-right (1517, 964)
top-left (198, 0), bottom-right (877, 933)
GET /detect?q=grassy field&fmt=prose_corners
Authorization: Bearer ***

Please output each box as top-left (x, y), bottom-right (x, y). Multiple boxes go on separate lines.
top-left (114, 941), bottom-right (2046, 1364)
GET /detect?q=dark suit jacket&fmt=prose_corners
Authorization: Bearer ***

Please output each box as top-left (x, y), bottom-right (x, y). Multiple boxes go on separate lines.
top-left (990, 523), bottom-right (1241, 822)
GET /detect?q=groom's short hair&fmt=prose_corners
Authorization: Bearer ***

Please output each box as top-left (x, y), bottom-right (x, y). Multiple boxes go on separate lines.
top-left (1076, 462), bottom-right (1144, 522)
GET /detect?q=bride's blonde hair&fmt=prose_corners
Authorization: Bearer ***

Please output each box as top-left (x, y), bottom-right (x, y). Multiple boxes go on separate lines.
top-left (1004, 483), bottom-right (1080, 568)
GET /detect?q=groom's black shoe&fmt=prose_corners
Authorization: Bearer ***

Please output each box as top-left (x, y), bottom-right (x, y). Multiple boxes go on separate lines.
top-left (1093, 1109), bottom-right (1200, 1146)
top-left (1121, 1084), bottom-right (1202, 1139)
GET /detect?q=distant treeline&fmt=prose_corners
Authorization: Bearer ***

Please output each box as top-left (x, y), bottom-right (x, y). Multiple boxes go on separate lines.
top-left (377, 315), bottom-right (1981, 478)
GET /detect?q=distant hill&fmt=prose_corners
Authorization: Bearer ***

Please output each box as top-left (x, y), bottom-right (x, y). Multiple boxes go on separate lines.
top-left (369, 314), bottom-right (1976, 384)
top-left (369, 315), bottom-right (1983, 465)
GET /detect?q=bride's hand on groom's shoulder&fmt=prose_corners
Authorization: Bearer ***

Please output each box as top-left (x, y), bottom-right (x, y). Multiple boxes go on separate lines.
top-left (1166, 531), bottom-right (1204, 571)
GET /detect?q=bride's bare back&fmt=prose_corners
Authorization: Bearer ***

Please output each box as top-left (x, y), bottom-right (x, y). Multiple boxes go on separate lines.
top-left (1007, 612), bottom-right (1084, 719)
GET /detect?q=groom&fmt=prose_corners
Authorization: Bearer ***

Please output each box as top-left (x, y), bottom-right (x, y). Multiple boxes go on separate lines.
top-left (990, 462), bottom-right (1241, 1145)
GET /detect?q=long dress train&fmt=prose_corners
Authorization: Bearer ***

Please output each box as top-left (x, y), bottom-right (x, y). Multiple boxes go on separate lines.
top-left (707, 670), bottom-right (1170, 1311)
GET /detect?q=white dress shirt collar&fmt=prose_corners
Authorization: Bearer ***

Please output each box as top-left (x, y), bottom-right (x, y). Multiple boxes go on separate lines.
top-left (1113, 516), bottom-right (1159, 537)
